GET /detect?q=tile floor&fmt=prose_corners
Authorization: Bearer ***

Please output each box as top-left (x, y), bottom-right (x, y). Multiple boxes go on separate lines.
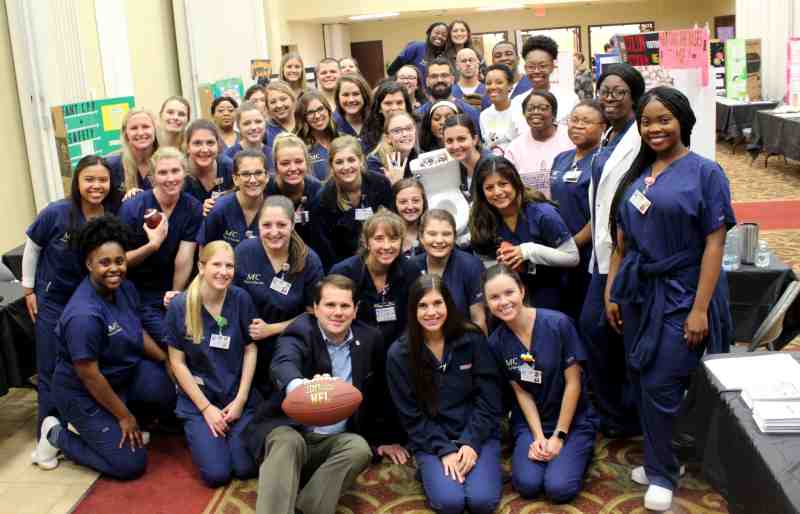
top-left (0, 388), bottom-right (98, 514)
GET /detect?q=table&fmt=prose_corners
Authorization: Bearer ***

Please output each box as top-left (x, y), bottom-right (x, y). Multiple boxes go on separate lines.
top-left (0, 281), bottom-right (34, 397)
top-left (748, 109), bottom-right (800, 165)
top-left (2, 244), bottom-right (23, 281)
top-left (692, 352), bottom-right (800, 514)
top-left (727, 253), bottom-right (800, 347)
top-left (716, 99), bottom-right (778, 145)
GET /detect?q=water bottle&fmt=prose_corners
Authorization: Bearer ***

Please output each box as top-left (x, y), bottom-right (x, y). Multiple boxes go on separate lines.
top-left (723, 228), bottom-right (741, 271)
top-left (755, 240), bottom-right (771, 268)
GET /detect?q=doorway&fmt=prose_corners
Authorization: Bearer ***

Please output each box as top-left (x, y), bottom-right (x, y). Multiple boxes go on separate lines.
top-left (350, 41), bottom-right (385, 88)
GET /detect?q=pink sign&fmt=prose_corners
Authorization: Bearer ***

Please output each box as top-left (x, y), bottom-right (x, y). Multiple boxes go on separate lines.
top-left (787, 38), bottom-right (800, 106)
top-left (659, 28), bottom-right (710, 86)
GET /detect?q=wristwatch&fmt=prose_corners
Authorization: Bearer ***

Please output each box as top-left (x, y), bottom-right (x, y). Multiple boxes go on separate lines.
top-left (556, 430), bottom-right (568, 441)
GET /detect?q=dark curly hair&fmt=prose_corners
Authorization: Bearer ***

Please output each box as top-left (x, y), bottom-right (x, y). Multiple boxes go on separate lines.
top-left (521, 35), bottom-right (558, 61)
top-left (74, 214), bottom-right (133, 263)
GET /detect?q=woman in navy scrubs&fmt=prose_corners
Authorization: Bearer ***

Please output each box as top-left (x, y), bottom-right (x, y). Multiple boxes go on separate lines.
top-left (330, 209), bottom-right (416, 351)
top-left (469, 155), bottom-right (578, 311)
top-left (118, 147), bottom-right (202, 346)
top-left (244, 85), bottom-right (268, 118)
top-left (387, 22), bottom-right (449, 84)
top-left (392, 178), bottom-right (427, 258)
top-left (308, 135), bottom-right (394, 270)
top-left (386, 274), bottom-right (502, 514)
top-left (484, 264), bottom-right (597, 503)
top-left (279, 52), bottom-right (306, 97)
top-left (411, 209), bottom-right (486, 332)
top-left (263, 80), bottom-right (297, 167)
top-left (265, 134), bottom-right (321, 244)
top-left (396, 64), bottom-right (428, 110)
top-left (607, 87), bottom-right (734, 512)
top-left (333, 74), bottom-right (372, 141)
top-left (295, 90), bottom-right (339, 180)
top-left (579, 63), bottom-right (644, 439)
top-left (107, 108), bottom-right (159, 200)
top-left (223, 102), bottom-right (268, 161)
top-left (550, 100), bottom-right (607, 321)
top-left (443, 115), bottom-right (491, 200)
top-left (24, 155), bottom-right (117, 436)
top-left (362, 81), bottom-right (415, 155)
top-left (166, 241), bottom-right (259, 487)
top-left (234, 195), bottom-right (324, 398)
top-left (420, 100), bottom-right (461, 153)
top-left (183, 119), bottom-right (235, 204)
top-left (197, 150), bottom-right (267, 248)
top-left (367, 111), bottom-right (419, 184)
top-left (33, 215), bottom-right (175, 477)
top-left (211, 96), bottom-right (239, 151)
top-left (158, 96), bottom-right (191, 150)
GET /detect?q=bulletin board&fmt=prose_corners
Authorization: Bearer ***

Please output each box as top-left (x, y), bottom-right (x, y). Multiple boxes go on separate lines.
top-left (51, 96), bottom-right (135, 178)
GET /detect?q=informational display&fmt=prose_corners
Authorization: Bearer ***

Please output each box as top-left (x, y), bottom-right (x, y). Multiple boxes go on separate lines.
top-left (787, 38), bottom-right (800, 107)
top-left (594, 52), bottom-right (622, 80)
top-left (211, 77), bottom-right (245, 104)
top-left (725, 39), bottom-right (748, 100)
top-left (746, 39), bottom-right (763, 101)
top-left (620, 29), bottom-right (715, 160)
top-left (51, 97), bottom-right (135, 178)
top-left (659, 28), bottom-right (710, 86)
top-left (251, 59), bottom-right (272, 81)
top-left (710, 40), bottom-right (726, 96)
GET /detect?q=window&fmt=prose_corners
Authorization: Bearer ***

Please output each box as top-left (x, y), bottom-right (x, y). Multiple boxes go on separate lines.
top-left (472, 31), bottom-right (509, 64)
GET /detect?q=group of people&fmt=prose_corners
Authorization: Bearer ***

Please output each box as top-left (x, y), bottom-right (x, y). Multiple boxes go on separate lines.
top-left (22, 23), bottom-right (735, 514)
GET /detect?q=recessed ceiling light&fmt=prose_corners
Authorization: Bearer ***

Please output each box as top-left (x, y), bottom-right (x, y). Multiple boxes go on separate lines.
top-left (348, 12), bottom-right (400, 21)
top-left (476, 4), bottom-right (525, 11)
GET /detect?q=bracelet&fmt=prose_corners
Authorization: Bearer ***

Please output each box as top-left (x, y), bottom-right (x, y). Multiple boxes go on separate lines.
top-left (200, 403), bottom-right (211, 413)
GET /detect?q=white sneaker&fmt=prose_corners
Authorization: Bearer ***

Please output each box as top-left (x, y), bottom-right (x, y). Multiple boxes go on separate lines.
top-left (644, 484), bottom-right (673, 511)
top-left (32, 416), bottom-right (61, 470)
top-left (631, 465), bottom-right (686, 485)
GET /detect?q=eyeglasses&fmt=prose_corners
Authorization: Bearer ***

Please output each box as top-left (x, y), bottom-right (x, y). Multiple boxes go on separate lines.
top-left (397, 75), bottom-right (417, 82)
top-left (236, 170), bottom-right (267, 180)
top-left (428, 73), bottom-right (452, 81)
top-left (567, 117), bottom-right (603, 127)
top-left (388, 125), bottom-right (415, 137)
top-left (598, 88), bottom-right (630, 100)
top-left (305, 106), bottom-right (328, 118)
top-left (525, 104), bottom-right (552, 114)
top-left (524, 62), bottom-right (551, 72)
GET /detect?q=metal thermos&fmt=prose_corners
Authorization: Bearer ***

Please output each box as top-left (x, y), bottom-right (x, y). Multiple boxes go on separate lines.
top-left (740, 223), bottom-right (759, 264)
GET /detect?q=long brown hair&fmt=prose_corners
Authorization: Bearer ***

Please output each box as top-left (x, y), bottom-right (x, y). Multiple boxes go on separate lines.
top-left (259, 195), bottom-right (308, 277)
top-left (295, 90), bottom-right (338, 146)
top-left (329, 135), bottom-right (365, 211)
top-left (280, 52), bottom-right (307, 92)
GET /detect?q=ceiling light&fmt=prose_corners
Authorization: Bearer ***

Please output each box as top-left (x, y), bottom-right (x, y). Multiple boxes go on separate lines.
top-left (348, 12), bottom-right (400, 21)
top-left (476, 4), bottom-right (525, 11)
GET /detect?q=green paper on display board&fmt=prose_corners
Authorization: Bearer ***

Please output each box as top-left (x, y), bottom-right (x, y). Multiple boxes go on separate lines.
top-left (725, 39), bottom-right (747, 100)
top-left (211, 78), bottom-right (245, 104)
top-left (51, 97), bottom-right (135, 178)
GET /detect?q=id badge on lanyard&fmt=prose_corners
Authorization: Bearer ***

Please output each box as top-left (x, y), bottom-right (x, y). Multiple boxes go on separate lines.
top-left (519, 363), bottom-right (542, 384)
top-left (374, 283), bottom-right (396, 323)
top-left (354, 194), bottom-right (373, 221)
top-left (270, 264), bottom-right (292, 296)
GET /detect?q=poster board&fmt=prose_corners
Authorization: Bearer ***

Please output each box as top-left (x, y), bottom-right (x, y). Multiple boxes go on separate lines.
top-left (620, 29), bottom-right (715, 160)
top-left (710, 40), bottom-right (726, 96)
top-left (787, 38), bottom-right (800, 107)
top-left (51, 97), bottom-right (135, 180)
top-left (725, 39), bottom-right (747, 100)
top-left (197, 77), bottom-right (246, 120)
top-left (746, 39), bottom-right (763, 101)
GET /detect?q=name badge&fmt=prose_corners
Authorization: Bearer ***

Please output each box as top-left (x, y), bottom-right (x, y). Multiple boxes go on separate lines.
top-left (354, 207), bottom-right (373, 221)
top-left (294, 210), bottom-right (310, 224)
top-left (244, 230), bottom-right (256, 239)
top-left (519, 363), bottom-right (542, 384)
top-left (629, 190), bottom-right (652, 215)
top-left (209, 333), bottom-right (231, 350)
top-left (562, 170), bottom-right (581, 183)
top-left (374, 302), bottom-right (397, 323)
top-left (270, 276), bottom-right (292, 295)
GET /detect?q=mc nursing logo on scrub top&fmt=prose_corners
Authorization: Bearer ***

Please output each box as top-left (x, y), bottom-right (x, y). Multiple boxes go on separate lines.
top-left (106, 321), bottom-right (122, 337)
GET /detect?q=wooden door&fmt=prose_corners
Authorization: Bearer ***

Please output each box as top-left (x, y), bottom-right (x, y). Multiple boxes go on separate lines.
top-left (350, 41), bottom-right (385, 88)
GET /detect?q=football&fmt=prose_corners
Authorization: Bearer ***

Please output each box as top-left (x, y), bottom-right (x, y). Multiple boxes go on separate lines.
top-left (282, 379), bottom-right (363, 426)
top-left (144, 208), bottom-right (163, 229)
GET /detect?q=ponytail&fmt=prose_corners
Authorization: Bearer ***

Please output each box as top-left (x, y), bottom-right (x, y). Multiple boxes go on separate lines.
top-left (184, 275), bottom-right (204, 344)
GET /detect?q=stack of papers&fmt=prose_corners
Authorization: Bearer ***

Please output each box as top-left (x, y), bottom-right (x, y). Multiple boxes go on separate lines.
top-left (752, 401), bottom-right (800, 433)
top-left (741, 381), bottom-right (800, 409)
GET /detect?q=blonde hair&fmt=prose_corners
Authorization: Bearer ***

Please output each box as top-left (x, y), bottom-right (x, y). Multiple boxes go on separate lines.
top-left (272, 133), bottom-right (311, 175)
top-left (265, 80), bottom-right (297, 114)
top-left (151, 146), bottom-right (187, 170)
top-left (329, 135), bottom-right (365, 211)
top-left (158, 96), bottom-right (191, 150)
top-left (235, 101), bottom-right (265, 127)
top-left (280, 52), bottom-right (307, 92)
top-left (260, 195), bottom-right (309, 277)
top-left (120, 108), bottom-right (159, 192)
top-left (358, 208), bottom-right (406, 258)
top-left (369, 111), bottom-right (415, 172)
top-left (185, 241), bottom-right (235, 344)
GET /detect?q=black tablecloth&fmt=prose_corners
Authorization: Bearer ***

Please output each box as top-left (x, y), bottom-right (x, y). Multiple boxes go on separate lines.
top-left (749, 110), bottom-right (800, 162)
top-left (693, 353), bottom-right (800, 514)
top-left (2, 244), bottom-right (23, 281)
top-left (727, 254), bottom-right (800, 346)
top-left (0, 281), bottom-right (35, 396)
top-left (716, 100), bottom-right (778, 140)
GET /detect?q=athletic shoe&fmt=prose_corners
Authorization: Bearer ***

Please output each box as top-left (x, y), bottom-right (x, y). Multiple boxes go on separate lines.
top-left (31, 416), bottom-right (61, 470)
top-left (631, 465), bottom-right (685, 485)
top-left (644, 484), bottom-right (673, 511)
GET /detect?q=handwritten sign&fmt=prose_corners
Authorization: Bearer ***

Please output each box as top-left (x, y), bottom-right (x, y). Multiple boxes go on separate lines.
top-left (659, 28), bottom-right (709, 85)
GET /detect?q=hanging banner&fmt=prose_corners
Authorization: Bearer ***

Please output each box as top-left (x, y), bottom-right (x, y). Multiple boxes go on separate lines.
top-left (725, 39), bottom-right (747, 100)
top-left (787, 38), bottom-right (800, 107)
top-left (659, 28), bottom-right (709, 86)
